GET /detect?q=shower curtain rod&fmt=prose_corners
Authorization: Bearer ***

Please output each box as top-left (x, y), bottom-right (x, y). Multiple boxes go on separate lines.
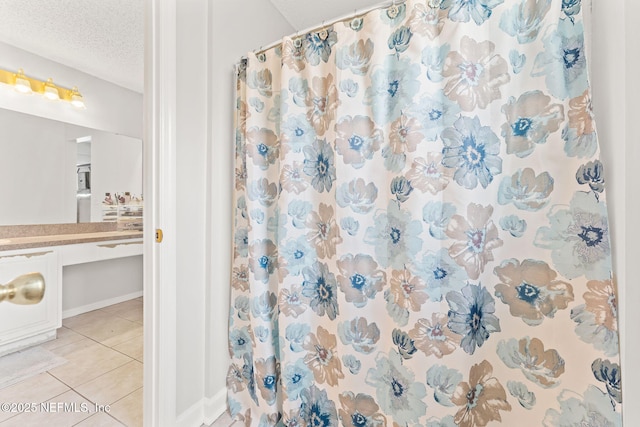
top-left (247, 0), bottom-right (407, 57)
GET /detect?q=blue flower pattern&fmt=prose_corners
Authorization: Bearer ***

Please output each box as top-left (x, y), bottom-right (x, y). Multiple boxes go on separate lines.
top-left (441, 116), bottom-right (502, 190)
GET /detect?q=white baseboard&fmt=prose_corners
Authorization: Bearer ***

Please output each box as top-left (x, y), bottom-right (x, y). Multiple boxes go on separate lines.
top-left (176, 398), bottom-right (204, 427)
top-left (174, 388), bottom-right (227, 427)
top-left (62, 291), bottom-right (143, 319)
top-left (203, 388), bottom-right (227, 425)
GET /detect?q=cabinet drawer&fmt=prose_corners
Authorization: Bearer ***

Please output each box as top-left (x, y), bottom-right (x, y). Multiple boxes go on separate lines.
top-left (61, 239), bottom-right (143, 266)
top-left (0, 250), bottom-right (60, 352)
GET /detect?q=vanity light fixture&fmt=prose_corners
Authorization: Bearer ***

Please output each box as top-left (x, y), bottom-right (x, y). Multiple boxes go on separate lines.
top-left (69, 86), bottom-right (86, 109)
top-left (43, 78), bottom-right (60, 101)
top-left (0, 67), bottom-right (87, 109)
top-left (13, 68), bottom-right (32, 94)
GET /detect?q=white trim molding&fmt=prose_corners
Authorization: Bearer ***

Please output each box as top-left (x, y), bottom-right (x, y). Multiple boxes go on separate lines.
top-left (144, 0), bottom-right (178, 425)
top-left (203, 389), bottom-right (228, 426)
top-left (173, 389), bottom-right (227, 427)
top-left (62, 291), bottom-right (143, 319)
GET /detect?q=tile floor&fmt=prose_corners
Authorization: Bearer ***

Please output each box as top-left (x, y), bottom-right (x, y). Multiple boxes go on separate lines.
top-left (0, 297), bottom-right (143, 426)
top-left (209, 411), bottom-right (234, 426)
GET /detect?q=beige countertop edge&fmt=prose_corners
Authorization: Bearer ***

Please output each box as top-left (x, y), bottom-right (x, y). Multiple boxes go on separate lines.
top-left (0, 231), bottom-right (143, 252)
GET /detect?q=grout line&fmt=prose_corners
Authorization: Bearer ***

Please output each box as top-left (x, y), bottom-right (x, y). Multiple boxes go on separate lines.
top-left (48, 351), bottom-right (135, 390)
top-left (110, 386), bottom-right (143, 405)
top-left (108, 386), bottom-right (143, 426)
top-left (70, 412), bottom-right (125, 426)
top-left (0, 303), bottom-right (144, 425)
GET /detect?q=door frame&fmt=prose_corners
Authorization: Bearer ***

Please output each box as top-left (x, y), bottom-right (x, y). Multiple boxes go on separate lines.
top-left (143, 0), bottom-right (178, 425)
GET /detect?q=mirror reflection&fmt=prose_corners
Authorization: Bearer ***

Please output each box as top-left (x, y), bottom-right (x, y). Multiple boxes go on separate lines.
top-left (0, 107), bottom-right (142, 226)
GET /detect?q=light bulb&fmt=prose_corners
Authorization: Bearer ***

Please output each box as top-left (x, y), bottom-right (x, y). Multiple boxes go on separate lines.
top-left (14, 69), bottom-right (32, 94)
top-left (70, 86), bottom-right (85, 109)
top-left (43, 78), bottom-right (60, 101)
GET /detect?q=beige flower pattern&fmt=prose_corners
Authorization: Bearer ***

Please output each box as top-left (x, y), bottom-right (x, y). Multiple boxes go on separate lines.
top-left (409, 313), bottom-right (461, 358)
top-left (389, 267), bottom-right (429, 312)
top-left (280, 161), bottom-right (309, 194)
top-left (303, 326), bottom-right (344, 386)
top-left (446, 203), bottom-right (503, 280)
top-left (443, 36), bottom-right (510, 111)
top-left (405, 153), bottom-right (453, 194)
top-left (388, 114), bottom-right (423, 155)
top-left (305, 203), bottom-right (343, 259)
top-left (568, 89), bottom-right (596, 138)
top-left (407, 3), bottom-right (447, 40)
top-left (305, 74), bottom-right (340, 136)
top-left (583, 279), bottom-right (618, 332)
top-left (452, 360), bottom-right (512, 427)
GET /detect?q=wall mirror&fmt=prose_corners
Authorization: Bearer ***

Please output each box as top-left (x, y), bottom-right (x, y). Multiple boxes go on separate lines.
top-left (0, 107), bottom-right (142, 226)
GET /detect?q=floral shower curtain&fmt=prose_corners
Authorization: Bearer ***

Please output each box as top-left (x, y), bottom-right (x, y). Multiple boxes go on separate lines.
top-left (228, 0), bottom-right (622, 426)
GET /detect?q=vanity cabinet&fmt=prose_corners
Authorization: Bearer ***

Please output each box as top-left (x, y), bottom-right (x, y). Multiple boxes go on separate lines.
top-left (0, 249), bottom-right (60, 356)
top-left (0, 234), bottom-right (142, 356)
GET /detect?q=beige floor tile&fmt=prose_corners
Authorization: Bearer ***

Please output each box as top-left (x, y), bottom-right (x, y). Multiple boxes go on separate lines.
top-left (47, 338), bottom-right (96, 358)
top-left (0, 373), bottom-right (69, 422)
top-left (75, 360), bottom-right (143, 405)
top-left (109, 388), bottom-right (143, 427)
top-left (101, 299), bottom-right (143, 322)
top-left (64, 315), bottom-right (142, 345)
top-left (62, 309), bottom-right (113, 331)
top-left (74, 411), bottom-right (125, 426)
top-left (112, 334), bottom-right (143, 361)
top-left (0, 390), bottom-right (95, 426)
top-left (100, 299), bottom-right (142, 315)
top-left (112, 305), bottom-right (143, 323)
top-left (41, 327), bottom-right (85, 351)
top-left (100, 323), bottom-right (144, 348)
top-left (48, 341), bottom-right (132, 388)
top-left (210, 411), bottom-right (233, 426)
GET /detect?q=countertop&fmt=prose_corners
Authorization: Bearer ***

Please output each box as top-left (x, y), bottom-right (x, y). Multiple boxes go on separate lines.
top-left (0, 230), bottom-right (143, 252)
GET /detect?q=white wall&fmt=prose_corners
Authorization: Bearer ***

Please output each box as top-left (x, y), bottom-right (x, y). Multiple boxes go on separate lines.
top-left (163, 0), bottom-right (294, 422)
top-left (589, 1), bottom-right (637, 424)
top-left (62, 255), bottom-right (143, 315)
top-left (175, 0), bottom-right (208, 418)
top-left (0, 42), bottom-right (142, 139)
top-left (204, 1), bottom-right (294, 422)
top-left (623, 6), bottom-right (640, 424)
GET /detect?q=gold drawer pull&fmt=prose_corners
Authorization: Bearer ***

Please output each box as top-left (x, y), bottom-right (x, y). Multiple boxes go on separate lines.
top-left (0, 273), bottom-right (45, 305)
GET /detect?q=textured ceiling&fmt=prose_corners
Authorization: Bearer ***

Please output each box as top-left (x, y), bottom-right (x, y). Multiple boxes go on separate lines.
top-left (269, 0), bottom-right (380, 32)
top-left (0, 0), bottom-right (377, 95)
top-left (0, 0), bottom-right (144, 93)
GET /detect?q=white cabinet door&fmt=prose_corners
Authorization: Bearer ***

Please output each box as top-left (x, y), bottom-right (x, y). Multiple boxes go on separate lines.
top-left (0, 250), bottom-right (60, 356)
